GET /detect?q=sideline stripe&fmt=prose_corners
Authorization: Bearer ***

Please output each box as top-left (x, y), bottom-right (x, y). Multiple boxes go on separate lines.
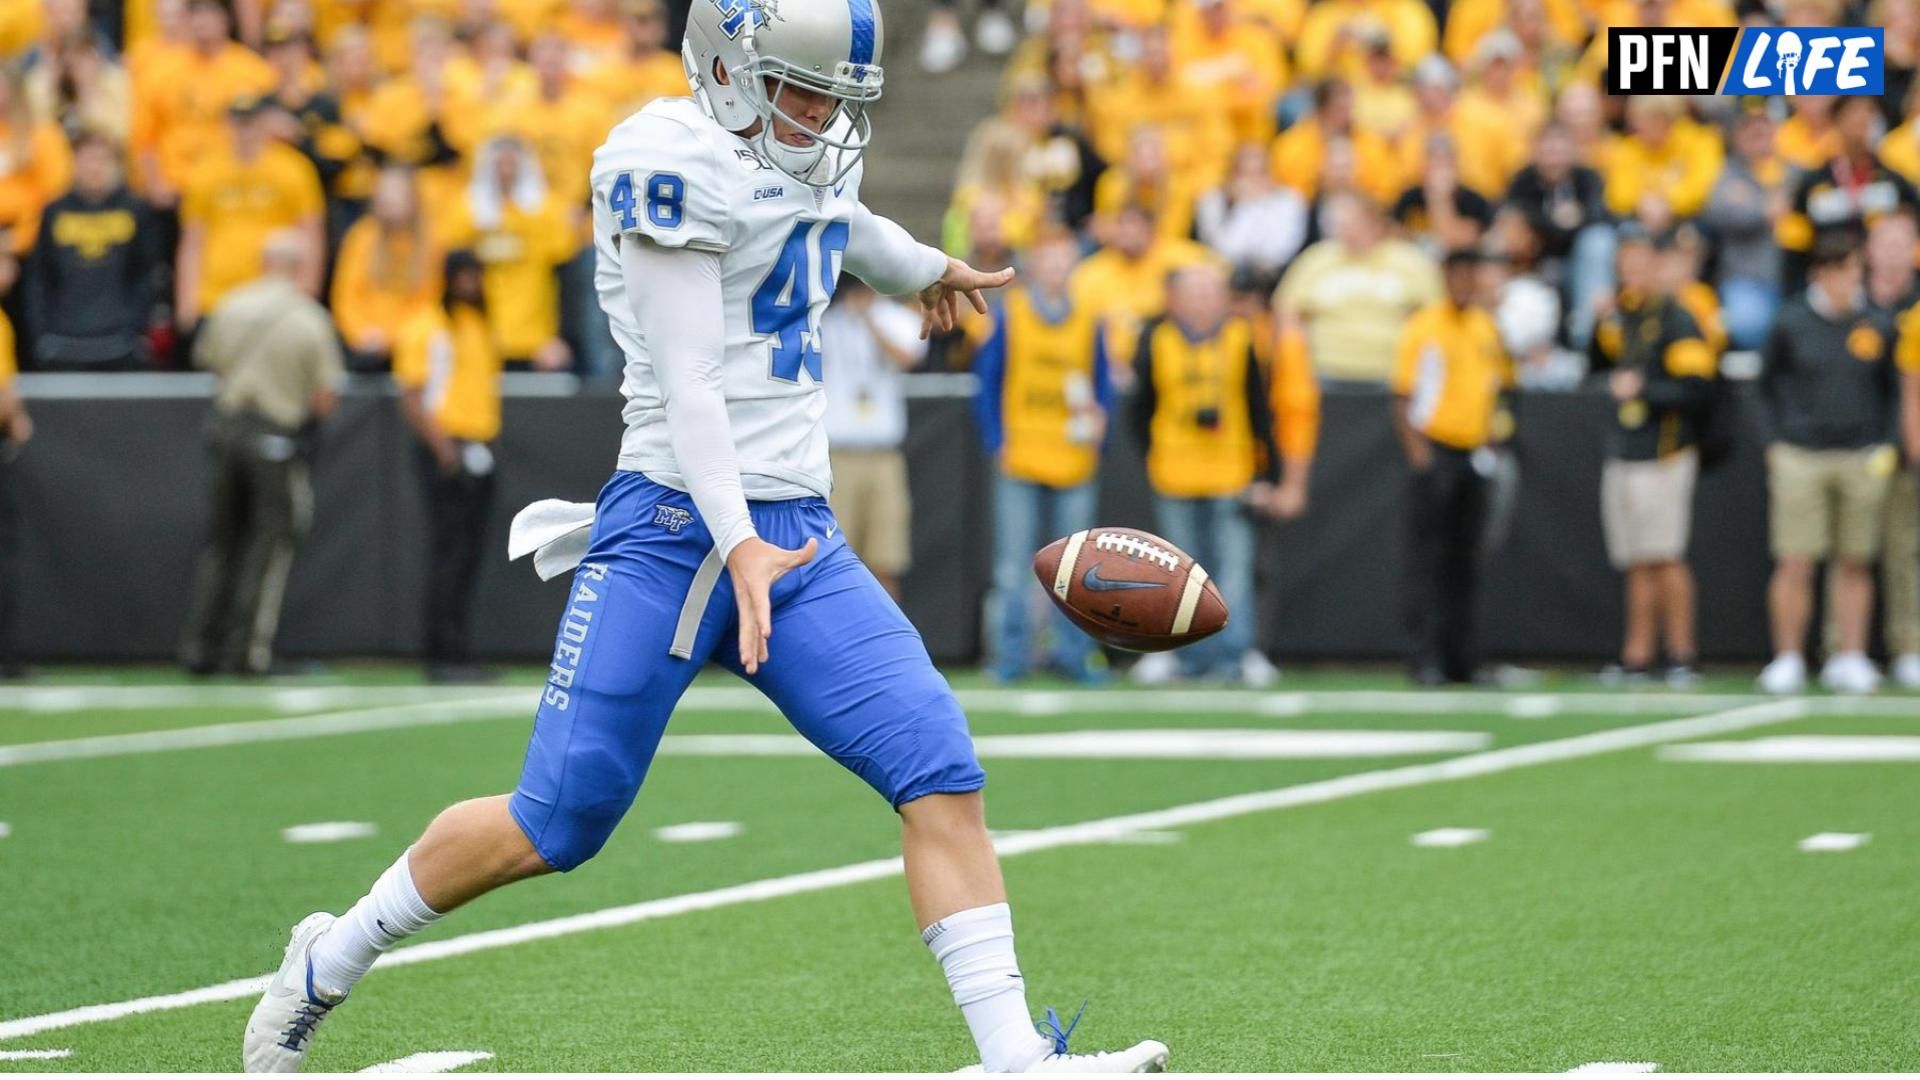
top-left (0, 697), bottom-right (524, 768)
top-left (0, 699), bottom-right (1806, 1043)
top-left (3, 687), bottom-right (1896, 770)
top-left (358, 1050), bottom-right (494, 1073)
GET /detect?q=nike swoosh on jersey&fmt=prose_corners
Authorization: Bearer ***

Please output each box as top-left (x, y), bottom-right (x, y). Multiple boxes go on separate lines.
top-left (1081, 564), bottom-right (1168, 592)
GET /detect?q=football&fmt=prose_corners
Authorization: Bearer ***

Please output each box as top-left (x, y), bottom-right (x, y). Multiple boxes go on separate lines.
top-left (1032, 527), bottom-right (1229, 652)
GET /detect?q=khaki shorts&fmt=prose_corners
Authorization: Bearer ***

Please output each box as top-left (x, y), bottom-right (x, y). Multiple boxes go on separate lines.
top-left (1602, 451), bottom-right (1699, 569)
top-left (828, 447), bottom-right (912, 576)
top-left (1768, 444), bottom-right (1895, 562)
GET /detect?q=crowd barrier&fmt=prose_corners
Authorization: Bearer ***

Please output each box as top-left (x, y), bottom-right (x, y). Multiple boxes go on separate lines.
top-left (10, 371), bottom-right (1782, 664)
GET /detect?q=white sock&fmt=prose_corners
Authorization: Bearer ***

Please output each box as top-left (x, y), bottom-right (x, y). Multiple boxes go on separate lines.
top-left (924, 903), bottom-right (1051, 1072)
top-left (307, 848), bottom-right (442, 994)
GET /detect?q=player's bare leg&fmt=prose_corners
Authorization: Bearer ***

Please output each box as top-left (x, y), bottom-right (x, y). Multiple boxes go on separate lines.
top-left (903, 792), bottom-right (1168, 1073)
top-left (242, 796), bottom-right (549, 1071)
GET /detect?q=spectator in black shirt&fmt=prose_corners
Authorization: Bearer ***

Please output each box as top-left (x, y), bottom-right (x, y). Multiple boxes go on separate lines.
top-left (1393, 133), bottom-right (1494, 254)
top-left (1778, 95), bottom-right (1920, 292)
top-left (24, 132), bottom-right (160, 370)
top-left (1506, 122), bottom-right (1610, 348)
top-left (1757, 235), bottom-right (1902, 696)
top-left (263, 20), bottom-right (361, 243)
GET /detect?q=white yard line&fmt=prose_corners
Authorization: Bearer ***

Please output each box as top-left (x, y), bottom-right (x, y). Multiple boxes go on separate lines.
top-left (1660, 735), bottom-right (1920, 763)
top-left (0, 1049), bottom-right (71, 1061)
top-left (661, 729), bottom-right (1493, 760)
top-left (358, 1050), bottom-right (494, 1073)
top-left (0, 699), bottom-right (1807, 1044)
top-left (1568, 1062), bottom-right (1659, 1073)
top-left (0, 696), bottom-right (527, 768)
top-left (4, 685), bottom-right (1898, 770)
top-left (1798, 832), bottom-right (1871, 852)
top-left (1411, 827), bottom-right (1490, 848)
top-left (282, 822), bottom-right (380, 844)
top-left (0, 685), bottom-right (523, 714)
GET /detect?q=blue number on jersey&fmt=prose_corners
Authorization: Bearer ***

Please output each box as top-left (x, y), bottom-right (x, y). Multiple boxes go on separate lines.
top-left (609, 172), bottom-right (638, 230)
top-left (646, 172), bottom-right (685, 229)
top-left (610, 172), bottom-right (685, 231)
top-left (754, 221), bottom-right (851, 383)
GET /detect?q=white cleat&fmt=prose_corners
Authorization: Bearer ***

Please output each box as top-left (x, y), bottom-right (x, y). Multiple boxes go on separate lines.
top-left (956, 1040), bottom-right (1171, 1073)
top-left (243, 913), bottom-right (347, 1073)
top-left (1889, 653), bottom-right (1920, 690)
top-left (1820, 652), bottom-right (1881, 695)
top-left (1757, 652), bottom-right (1807, 696)
top-left (1024, 1040), bottom-right (1170, 1072)
top-left (974, 9), bottom-right (1019, 55)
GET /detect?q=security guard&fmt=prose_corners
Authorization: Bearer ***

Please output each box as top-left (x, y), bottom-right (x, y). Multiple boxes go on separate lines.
top-left (181, 230), bottom-right (344, 676)
top-left (1588, 224), bottom-right (1719, 686)
top-left (394, 250), bottom-right (504, 682)
top-left (1391, 248), bottom-right (1513, 686)
top-left (1130, 259), bottom-right (1281, 686)
top-left (973, 230), bottom-right (1114, 683)
top-left (0, 304), bottom-right (32, 678)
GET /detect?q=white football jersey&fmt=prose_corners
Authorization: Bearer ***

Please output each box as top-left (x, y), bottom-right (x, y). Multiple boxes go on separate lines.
top-left (591, 96), bottom-right (865, 501)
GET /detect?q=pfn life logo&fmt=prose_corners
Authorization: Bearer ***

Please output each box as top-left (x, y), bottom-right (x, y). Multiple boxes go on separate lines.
top-left (1606, 27), bottom-right (1883, 95)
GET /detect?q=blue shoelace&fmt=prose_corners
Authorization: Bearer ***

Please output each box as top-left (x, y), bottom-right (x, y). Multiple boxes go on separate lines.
top-left (1034, 1000), bottom-right (1089, 1057)
top-left (278, 999), bottom-right (333, 1052)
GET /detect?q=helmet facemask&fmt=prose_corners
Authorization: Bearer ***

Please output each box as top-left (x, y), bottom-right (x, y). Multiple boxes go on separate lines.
top-left (733, 39), bottom-right (884, 185)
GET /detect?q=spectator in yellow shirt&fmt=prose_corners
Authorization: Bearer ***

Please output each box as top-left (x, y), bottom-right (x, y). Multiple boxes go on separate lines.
top-left (1351, 26), bottom-right (1417, 140)
top-left (1391, 248), bottom-right (1513, 684)
top-left (1882, 83), bottom-right (1920, 186)
top-left (1072, 203), bottom-right (1211, 382)
top-left (176, 98), bottom-right (325, 330)
top-left (134, 0), bottom-right (275, 204)
top-left (1602, 95), bottom-right (1724, 226)
top-left (1088, 25), bottom-right (1231, 187)
top-left (1275, 192), bottom-right (1443, 383)
top-left (1093, 125), bottom-right (1201, 246)
top-left (1271, 79), bottom-right (1400, 204)
top-left (393, 250), bottom-right (504, 682)
top-left (1444, 0), bottom-right (1584, 69)
top-left (1169, 0), bottom-right (1286, 149)
top-left (332, 166), bottom-right (441, 372)
top-left (511, 32), bottom-right (619, 374)
top-left (1386, 57), bottom-right (1459, 203)
top-left (1775, 95), bottom-right (1843, 175)
top-left (28, 26), bottom-right (134, 146)
top-left (0, 67), bottom-right (71, 256)
top-left (1295, 0), bottom-right (1437, 80)
top-left (441, 133), bottom-right (573, 370)
top-left (577, 0), bottom-right (688, 121)
top-left (557, 0), bottom-right (628, 73)
top-left (945, 120), bottom-right (1045, 261)
top-left (1452, 32), bottom-right (1546, 198)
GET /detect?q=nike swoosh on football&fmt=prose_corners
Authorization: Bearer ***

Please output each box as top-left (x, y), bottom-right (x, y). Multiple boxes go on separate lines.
top-left (1081, 564), bottom-right (1167, 592)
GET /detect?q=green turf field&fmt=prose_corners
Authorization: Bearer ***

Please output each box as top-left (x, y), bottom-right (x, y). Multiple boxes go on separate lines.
top-left (2, 672), bottom-right (1917, 1072)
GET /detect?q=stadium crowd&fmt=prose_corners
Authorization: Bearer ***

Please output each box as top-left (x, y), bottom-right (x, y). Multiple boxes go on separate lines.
top-left (2, 0), bottom-right (1920, 693)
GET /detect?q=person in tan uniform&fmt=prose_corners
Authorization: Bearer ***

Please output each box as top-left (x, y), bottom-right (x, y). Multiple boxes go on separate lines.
top-left (180, 230), bottom-right (344, 676)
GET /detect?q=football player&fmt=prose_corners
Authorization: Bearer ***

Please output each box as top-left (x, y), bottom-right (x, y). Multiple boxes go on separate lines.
top-left (242, 0), bottom-right (1168, 1072)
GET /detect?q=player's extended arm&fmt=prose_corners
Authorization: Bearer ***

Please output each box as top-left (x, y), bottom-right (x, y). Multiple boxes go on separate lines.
top-left (622, 234), bottom-right (815, 675)
top-left (846, 202), bottom-right (1013, 339)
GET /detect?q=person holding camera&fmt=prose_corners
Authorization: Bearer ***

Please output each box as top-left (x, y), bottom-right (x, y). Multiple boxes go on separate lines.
top-left (1129, 259), bottom-right (1282, 686)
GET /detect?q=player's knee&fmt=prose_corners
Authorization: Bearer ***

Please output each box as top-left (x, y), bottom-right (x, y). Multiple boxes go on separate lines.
top-left (534, 750), bottom-right (645, 872)
top-left (885, 706), bottom-right (987, 809)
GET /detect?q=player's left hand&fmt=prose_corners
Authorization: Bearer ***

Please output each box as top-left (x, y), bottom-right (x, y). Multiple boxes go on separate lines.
top-left (918, 257), bottom-right (1015, 340)
top-left (727, 536), bottom-right (820, 675)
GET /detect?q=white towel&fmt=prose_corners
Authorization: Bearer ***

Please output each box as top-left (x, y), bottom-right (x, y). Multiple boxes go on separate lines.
top-left (507, 499), bottom-right (598, 581)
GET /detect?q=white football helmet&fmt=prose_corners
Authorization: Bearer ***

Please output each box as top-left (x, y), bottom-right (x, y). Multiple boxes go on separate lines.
top-left (682, 0), bottom-right (885, 185)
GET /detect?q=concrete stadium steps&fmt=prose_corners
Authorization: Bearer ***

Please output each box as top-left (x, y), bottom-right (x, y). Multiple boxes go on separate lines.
top-left (858, 0), bottom-right (1011, 240)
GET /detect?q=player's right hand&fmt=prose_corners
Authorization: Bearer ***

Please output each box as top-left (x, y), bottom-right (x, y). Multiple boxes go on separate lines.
top-left (727, 536), bottom-right (819, 675)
